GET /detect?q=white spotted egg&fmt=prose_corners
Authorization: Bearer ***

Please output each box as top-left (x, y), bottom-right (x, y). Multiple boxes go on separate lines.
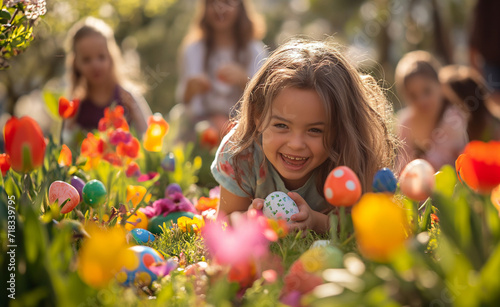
top-left (263, 191), bottom-right (299, 223)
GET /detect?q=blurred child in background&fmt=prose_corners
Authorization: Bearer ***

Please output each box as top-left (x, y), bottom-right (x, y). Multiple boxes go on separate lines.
top-left (65, 17), bottom-right (152, 136)
top-left (395, 51), bottom-right (468, 171)
top-left (175, 0), bottom-right (267, 138)
top-left (440, 65), bottom-right (500, 142)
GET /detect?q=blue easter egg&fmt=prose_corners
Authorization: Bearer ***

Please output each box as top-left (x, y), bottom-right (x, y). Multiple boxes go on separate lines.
top-left (372, 168), bottom-right (397, 193)
top-left (130, 228), bottom-right (155, 245)
top-left (161, 152), bottom-right (175, 172)
top-left (116, 246), bottom-right (164, 287)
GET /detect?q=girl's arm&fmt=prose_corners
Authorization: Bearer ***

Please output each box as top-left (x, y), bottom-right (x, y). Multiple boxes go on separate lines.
top-left (218, 186), bottom-right (252, 218)
top-left (120, 89), bottom-right (153, 136)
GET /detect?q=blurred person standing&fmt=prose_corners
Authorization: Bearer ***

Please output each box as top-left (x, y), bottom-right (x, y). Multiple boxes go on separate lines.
top-left (175, 0), bottom-right (267, 139)
top-left (469, 0), bottom-right (500, 119)
top-left (395, 51), bottom-right (468, 171)
top-left (440, 65), bottom-right (500, 142)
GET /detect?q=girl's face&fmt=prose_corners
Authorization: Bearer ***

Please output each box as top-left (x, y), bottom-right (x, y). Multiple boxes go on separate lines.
top-left (74, 34), bottom-right (113, 86)
top-left (404, 75), bottom-right (443, 113)
top-left (205, 0), bottom-right (239, 32)
top-left (262, 88), bottom-right (329, 190)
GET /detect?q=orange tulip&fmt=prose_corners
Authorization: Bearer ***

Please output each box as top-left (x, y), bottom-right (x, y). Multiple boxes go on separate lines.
top-left (98, 105), bottom-right (129, 132)
top-left (143, 114), bottom-right (169, 152)
top-left (0, 153), bottom-right (11, 176)
top-left (4, 116), bottom-right (46, 173)
top-left (456, 141), bottom-right (500, 194)
top-left (58, 97), bottom-right (80, 119)
top-left (81, 133), bottom-right (105, 158)
top-left (352, 193), bottom-right (409, 262)
top-left (58, 144), bottom-right (72, 167)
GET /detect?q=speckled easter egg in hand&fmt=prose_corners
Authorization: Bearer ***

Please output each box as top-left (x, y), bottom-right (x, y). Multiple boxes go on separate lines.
top-left (49, 181), bottom-right (80, 214)
top-left (263, 191), bottom-right (299, 223)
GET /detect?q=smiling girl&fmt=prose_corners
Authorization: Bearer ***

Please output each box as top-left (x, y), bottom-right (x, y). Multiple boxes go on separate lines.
top-left (211, 39), bottom-right (398, 233)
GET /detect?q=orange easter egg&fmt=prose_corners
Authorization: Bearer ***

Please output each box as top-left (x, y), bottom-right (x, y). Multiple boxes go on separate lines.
top-left (49, 181), bottom-right (80, 214)
top-left (399, 159), bottom-right (435, 201)
top-left (324, 166), bottom-right (362, 207)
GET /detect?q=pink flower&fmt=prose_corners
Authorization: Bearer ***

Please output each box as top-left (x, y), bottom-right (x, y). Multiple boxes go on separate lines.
top-left (139, 192), bottom-right (197, 218)
top-left (148, 259), bottom-right (178, 277)
top-left (137, 172), bottom-right (159, 182)
top-left (202, 212), bottom-right (270, 266)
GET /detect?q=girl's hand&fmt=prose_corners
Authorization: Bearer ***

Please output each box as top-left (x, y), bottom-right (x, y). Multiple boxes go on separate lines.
top-left (184, 75), bottom-right (211, 103)
top-left (248, 198), bottom-right (265, 211)
top-left (217, 63), bottom-right (248, 88)
top-left (288, 192), bottom-right (316, 232)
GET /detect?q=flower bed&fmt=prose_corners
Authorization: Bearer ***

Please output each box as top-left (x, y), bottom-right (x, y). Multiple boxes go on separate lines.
top-left (2, 103), bottom-right (500, 306)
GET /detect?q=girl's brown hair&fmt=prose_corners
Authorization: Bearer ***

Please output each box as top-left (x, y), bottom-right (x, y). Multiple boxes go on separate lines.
top-left (181, 0), bottom-right (266, 69)
top-left (440, 65), bottom-right (490, 141)
top-left (228, 39), bottom-right (398, 195)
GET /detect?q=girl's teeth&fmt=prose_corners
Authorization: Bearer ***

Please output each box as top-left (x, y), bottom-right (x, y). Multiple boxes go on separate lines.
top-left (282, 154), bottom-right (306, 161)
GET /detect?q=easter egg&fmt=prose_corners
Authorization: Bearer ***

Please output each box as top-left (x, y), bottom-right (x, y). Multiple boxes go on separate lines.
top-left (49, 181), bottom-right (80, 214)
top-left (70, 176), bottom-right (85, 200)
top-left (372, 168), bottom-right (397, 193)
top-left (165, 183), bottom-right (182, 197)
top-left (116, 245), bottom-right (164, 286)
top-left (161, 152), bottom-right (175, 172)
top-left (324, 166), bottom-right (362, 207)
top-left (82, 179), bottom-right (107, 206)
top-left (299, 246), bottom-right (344, 272)
top-left (399, 159), bottom-right (435, 201)
top-left (148, 211), bottom-right (196, 234)
top-left (119, 211), bottom-right (149, 231)
top-left (263, 191), bottom-right (299, 223)
top-left (129, 228), bottom-right (155, 245)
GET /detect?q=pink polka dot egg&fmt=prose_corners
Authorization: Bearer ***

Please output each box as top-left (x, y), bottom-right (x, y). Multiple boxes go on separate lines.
top-left (116, 245), bottom-right (164, 286)
top-left (324, 166), bottom-right (362, 207)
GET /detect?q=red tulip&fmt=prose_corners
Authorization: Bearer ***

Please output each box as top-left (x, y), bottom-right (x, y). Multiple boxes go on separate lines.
top-left (58, 144), bottom-right (72, 167)
top-left (200, 127), bottom-right (220, 149)
top-left (456, 141), bottom-right (500, 194)
top-left (4, 116), bottom-right (46, 173)
top-left (81, 133), bottom-right (105, 158)
top-left (116, 137), bottom-right (140, 159)
top-left (0, 153), bottom-right (11, 176)
top-left (58, 97), bottom-right (80, 119)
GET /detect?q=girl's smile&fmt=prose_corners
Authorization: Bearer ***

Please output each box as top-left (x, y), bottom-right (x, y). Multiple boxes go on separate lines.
top-left (262, 87), bottom-right (329, 190)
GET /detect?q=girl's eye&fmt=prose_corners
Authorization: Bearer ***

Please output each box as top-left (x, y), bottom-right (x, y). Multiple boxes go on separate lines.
top-left (273, 123), bottom-right (288, 129)
top-left (309, 128), bottom-right (323, 133)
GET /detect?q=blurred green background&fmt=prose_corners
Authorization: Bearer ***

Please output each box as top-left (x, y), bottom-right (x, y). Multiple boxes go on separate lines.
top-left (0, 0), bottom-right (476, 135)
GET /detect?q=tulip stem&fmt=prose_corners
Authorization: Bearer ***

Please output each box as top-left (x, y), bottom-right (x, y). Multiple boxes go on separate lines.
top-left (60, 119), bottom-right (65, 145)
top-left (341, 233), bottom-right (355, 247)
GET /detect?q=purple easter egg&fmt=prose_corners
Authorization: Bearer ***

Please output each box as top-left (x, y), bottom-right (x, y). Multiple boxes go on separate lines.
top-left (70, 176), bottom-right (85, 200)
top-left (165, 183), bottom-right (182, 197)
top-left (161, 152), bottom-right (175, 172)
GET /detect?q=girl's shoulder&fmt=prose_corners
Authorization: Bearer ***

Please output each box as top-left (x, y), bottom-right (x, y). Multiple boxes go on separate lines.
top-left (184, 40), bottom-right (205, 55)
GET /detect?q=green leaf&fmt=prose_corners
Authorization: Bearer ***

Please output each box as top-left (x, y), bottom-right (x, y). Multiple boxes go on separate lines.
top-left (0, 9), bottom-right (11, 24)
top-left (43, 89), bottom-right (62, 120)
top-left (434, 165), bottom-right (457, 198)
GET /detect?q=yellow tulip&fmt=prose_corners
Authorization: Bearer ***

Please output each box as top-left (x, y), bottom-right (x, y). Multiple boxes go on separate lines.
top-left (77, 224), bottom-right (136, 288)
top-left (143, 114), bottom-right (169, 152)
top-left (352, 193), bottom-right (410, 262)
top-left (177, 215), bottom-right (205, 234)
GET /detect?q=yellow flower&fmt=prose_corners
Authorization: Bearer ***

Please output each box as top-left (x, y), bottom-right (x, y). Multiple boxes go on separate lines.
top-left (143, 114), bottom-right (169, 152)
top-left (117, 210), bottom-right (149, 231)
top-left (352, 193), bottom-right (410, 262)
top-left (77, 224), bottom-right (136, 288)
top-left (126, 185), bottom-right (151, 207)
top-left (177, 215), bottom-right (205, 233)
